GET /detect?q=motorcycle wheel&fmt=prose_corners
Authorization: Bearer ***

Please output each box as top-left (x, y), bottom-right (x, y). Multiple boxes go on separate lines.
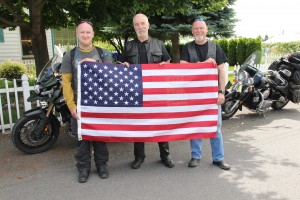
top-left (271, 99), bottom-right (289, 110)
top-left (222, 98), bottom-right (239, 120)
top-left (11, 114), bottom-right (60, 154)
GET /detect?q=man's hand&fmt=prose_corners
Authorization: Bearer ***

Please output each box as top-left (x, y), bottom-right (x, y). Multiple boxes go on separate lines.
top-left (217, 93), bottom-right (225, 105)
top-left (71, 109), bottom-right (80, 120)
top-left (118, 61), bottom-right (130, 68)
top-left (203, 58), bottom-right (217, 66)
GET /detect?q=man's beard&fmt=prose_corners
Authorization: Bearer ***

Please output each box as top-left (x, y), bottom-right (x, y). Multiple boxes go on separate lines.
top-left (136, 29), bottom-right (148, 37)
top-left (195, 36), bottom-right (204, 41)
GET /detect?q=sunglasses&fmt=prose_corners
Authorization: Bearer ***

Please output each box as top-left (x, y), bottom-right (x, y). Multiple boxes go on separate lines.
top-left (194, 17), bottom-right (205, 22)
top-left (77, 19), bottom-right (93, 27)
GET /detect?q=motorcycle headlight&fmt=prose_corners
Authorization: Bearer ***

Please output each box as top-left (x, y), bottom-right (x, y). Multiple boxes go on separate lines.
top-left (247, 77), bottom-right (254, 85)
top-left (34, 83), bottom-right (41, 94)
top-left (238, 71), bottom-right (249, 83)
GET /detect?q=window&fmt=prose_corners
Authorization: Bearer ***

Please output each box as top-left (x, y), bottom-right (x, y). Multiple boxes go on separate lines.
top-left (53, 28), bottom-right (76, 45)
top-left (0, 28), bottom-right (4, 42)
top-left (20, 27), bottom-right (33, 56)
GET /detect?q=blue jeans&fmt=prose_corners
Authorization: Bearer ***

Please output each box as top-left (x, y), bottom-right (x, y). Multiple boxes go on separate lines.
top-left (190, 105), bottom-right (224, 161)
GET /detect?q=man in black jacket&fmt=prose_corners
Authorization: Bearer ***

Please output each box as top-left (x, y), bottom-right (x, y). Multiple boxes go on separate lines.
top-left (119, 13), bottom-right (174, 169)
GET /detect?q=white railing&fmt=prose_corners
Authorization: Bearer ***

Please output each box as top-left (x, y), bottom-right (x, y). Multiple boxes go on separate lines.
top-left (0, 74), bottom-right (34, 133)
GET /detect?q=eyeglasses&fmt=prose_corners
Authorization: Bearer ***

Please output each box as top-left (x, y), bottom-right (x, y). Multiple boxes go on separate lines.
top-left (194, 17), bottom-right (205, 22)
top-left (77, 19), bottom-right (93, 27)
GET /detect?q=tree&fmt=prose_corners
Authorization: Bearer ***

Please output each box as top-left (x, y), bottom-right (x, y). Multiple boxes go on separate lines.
top-left (0, 0), bottom-right (88, 75)
top-left (91, 0), bottom-right (235, 63)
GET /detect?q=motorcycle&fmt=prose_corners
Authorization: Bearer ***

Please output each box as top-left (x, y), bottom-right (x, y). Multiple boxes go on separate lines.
top-left (11, 54), bottom-right (73, 154)
top-left (222, 51), bottom-right (300, 120)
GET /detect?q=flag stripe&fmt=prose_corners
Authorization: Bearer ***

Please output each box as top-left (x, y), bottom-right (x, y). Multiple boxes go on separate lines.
top-left (81, 109), bottom-right (217, 119)
top-left (142, 74), bottom-right (218, 82)
top-left (82, 121), bottom-right (217, 131)
top-left (81, 132), bottom-right (216, 142)
top-left (143, 86), bottom-right (218, 94)
top-left (81, 126), bottom-right (217, 137)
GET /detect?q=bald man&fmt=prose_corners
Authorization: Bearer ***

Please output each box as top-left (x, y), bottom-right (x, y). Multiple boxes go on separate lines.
top-left (180, 18), bottom-right (231, 170)
top-left (62, 20), bottom-right (113, 183)
top-left (119, 13), bottom-right (174, 169)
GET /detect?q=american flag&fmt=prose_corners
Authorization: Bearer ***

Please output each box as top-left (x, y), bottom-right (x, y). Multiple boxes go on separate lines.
top-left (77, 62), bottom-right (219, 142)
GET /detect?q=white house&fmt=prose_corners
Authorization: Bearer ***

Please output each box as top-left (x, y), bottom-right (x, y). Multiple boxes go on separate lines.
top-left (0, 27), bottom-right (54, 62)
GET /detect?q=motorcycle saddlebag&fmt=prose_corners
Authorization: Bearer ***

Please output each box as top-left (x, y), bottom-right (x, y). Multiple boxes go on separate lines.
top-left (288, 52), bottom-right (300, 64)
top-left (288, 83), bottom-right (300, 103)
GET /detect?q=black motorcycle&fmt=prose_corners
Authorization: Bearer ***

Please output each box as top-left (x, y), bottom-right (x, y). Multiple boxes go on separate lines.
top-left (11, 54), bottom-right (73, 154)
top-left (222, 51), bottom-right (300, 120)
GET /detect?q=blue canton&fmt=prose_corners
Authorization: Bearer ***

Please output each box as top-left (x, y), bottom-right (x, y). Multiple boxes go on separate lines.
top-left (80, 62), bottom-right (143, 107)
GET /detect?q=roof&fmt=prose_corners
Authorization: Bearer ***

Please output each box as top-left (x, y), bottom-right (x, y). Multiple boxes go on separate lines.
top-left (264, 33), bottom-right (300, 43)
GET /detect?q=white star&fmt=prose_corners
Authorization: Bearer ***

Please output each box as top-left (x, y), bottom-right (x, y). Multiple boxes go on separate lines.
top-left (83, 73), bottom-right (88, 77)
top-left (135, 83), bottom-right (139, 88)
top-left (109, 96), bottom-right (113, 100)
top-left (89, 95), bottom-right (93, 99)
top-left (130, 88), bottom-right (134, 92)
top-left (84, 99), bottom-right (88, 104)
top-left (93, 64), bottom-right (97, 68)
top-left (134, 101), bottom-right (139, 105)
top-left (98, 87), bottom-right (103, 91)
top-left (88, 86), bottom-right (92, 91)
top-left (83, 64), bottom-right (88, 68)
top-left (135, 92), bottom-right (139, 96)
top-left (93, 82), bottom-right (98, 86)
top-left (104, 92), bottom-right (108, 96)
top-left (84, 82), bottom-right (88, 86)
top-left (98, 96), bottom-right (103, 100)
top-left (104, 101), bottom-right (108, 105)
top-left (98, 69), bottom-right (103, 73)
top-left (119, 96), bottom-right (124, 100)
top-left (124, 101), bottom-right (129, 105)
top-left (124, 92), bottom-right (129, 96)
top-left (98, 78), bottom-right (103, 82)
top-left (119, 87), bottom-right (124, 92)
top-left (94, 100), bottom-right (98, 104)
top-left (114, 92), bottom-right (119, 96)
top-left (130, 96), bottom-right (134, 101)
top-left (114, 101), bottom-right (119, 105)
top-left (88, 77), bottom-right (93, 82)
top-left (93, 91), bottom-right (98, 95)
top-left (124, 83), bottom-right (129, 87)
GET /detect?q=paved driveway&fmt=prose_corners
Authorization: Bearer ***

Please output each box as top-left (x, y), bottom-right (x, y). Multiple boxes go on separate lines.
top-left (0, 103), bottom-right (300, 200)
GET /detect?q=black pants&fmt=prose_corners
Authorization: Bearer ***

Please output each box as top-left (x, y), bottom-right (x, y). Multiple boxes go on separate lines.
top-left (71, 117), bottom-right (109, 171)
top-left (75, 140), bottom-right (109, 171)
top-left (134, 142), bottom-right (170, 160)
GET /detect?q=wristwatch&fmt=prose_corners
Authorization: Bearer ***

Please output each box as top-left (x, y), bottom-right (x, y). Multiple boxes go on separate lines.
top-left (218, 90), bottom-right (225, 95)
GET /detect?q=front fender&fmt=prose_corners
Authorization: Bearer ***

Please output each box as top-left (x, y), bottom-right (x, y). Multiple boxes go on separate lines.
top-left (23, 108), bottom-right (46, 118)
top-left (22, 108), bottom-right (61, 128)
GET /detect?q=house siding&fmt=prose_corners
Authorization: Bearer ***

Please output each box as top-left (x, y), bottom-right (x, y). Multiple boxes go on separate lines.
top-left (0, 27), bottom-right (22, 61)
top-left (0, 27), bottom-right (53, 62)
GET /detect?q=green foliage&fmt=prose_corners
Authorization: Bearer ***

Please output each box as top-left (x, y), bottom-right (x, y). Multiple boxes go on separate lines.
top-left (0, 61), bottom-right (27, 79)
top-left (216, 38), bottom-right (229, 57)
top-left (246, 38), bottom-right (262, 59)
top-left (236, 38), bottom-right (248, 65)
top-left (228, 39), bottom-right (237, 66)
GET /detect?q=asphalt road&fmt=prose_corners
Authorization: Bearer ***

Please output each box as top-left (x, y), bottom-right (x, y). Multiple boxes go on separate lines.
top-left (0, 103), bottom-right (300, 200)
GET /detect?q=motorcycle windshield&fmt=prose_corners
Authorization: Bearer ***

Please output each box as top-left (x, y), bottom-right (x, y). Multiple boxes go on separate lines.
top-left (240, 51), bottom-right (263, 76)
top-left (36, 54), bottom-right (61, 83)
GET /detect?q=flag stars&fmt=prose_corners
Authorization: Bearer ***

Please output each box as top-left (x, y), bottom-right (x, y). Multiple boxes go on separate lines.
top-left (81, 63), bottom-right (142, 107)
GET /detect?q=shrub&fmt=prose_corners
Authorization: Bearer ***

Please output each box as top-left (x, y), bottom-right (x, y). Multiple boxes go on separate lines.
top-left (0, 61), bottom-right (27, 79)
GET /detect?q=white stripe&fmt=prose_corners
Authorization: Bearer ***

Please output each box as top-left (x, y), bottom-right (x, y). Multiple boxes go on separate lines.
top-left (82, 104), bottom-right (218, 113)
top-left (143, 69), bottom-right (218, 76)
top-left (143, 92), bottom-right (217, 101)
top-left (81, 126), bottom-right (217, 137)
top-left (81, 115), bottom-right (218, 125)
top-left (143, 81), bottom-right (218, 88)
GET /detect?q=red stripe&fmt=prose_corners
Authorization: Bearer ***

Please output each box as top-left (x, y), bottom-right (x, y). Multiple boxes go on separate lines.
top-left (142, 74), bottom-right (218, 82)
top-left (81, 132), bottom-right (216, 142)
top-left (143, 86), bottom-right (218, 94)
top-left (82, 121), bottom-right (217, 131)
top-left (81, 109), bottom-right (217, 119)
top-left (143, 98), bottom-right (217, 107)
top-left (141, 63), bottom-right (217, 70)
